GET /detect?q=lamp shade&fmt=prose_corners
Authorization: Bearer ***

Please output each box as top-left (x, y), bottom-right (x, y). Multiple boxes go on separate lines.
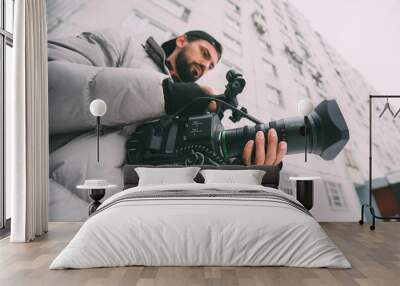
top-left (297, 99), bottom-right (313, 116)
top-left (90, 99), bottom-right (107, 117)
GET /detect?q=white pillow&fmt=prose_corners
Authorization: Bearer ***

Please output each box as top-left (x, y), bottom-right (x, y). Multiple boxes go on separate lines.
top-left (135, 167), bottom-right (201, 186)
top-left (200, 169), bottom-right (266, 185)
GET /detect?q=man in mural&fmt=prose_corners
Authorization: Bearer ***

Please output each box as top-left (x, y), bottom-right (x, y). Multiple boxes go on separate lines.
top-left (48, 29), bottom-right (287, 165)
top-left (48, 29), bottom-right (287, 219)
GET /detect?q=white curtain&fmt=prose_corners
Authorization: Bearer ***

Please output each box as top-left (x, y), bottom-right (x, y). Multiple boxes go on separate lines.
top-left (7, 0), bottom-right (49, 242)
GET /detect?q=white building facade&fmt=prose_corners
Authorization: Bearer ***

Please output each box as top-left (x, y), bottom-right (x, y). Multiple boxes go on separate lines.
top-left (47, 0), bottom-right (399, 221)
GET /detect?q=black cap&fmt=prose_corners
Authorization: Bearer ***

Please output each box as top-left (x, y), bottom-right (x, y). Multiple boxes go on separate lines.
top-left (161, 30), bottom-right (223, 61)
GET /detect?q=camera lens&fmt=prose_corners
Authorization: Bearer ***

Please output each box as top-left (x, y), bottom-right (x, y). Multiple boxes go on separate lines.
top-left (219, 100), bottom-right (349, 161)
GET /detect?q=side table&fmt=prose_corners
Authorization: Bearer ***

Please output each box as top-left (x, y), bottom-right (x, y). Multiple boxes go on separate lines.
top-left (77, 180), bottom-right (117, 215)
top-left (289, 177), bottom-right (321, 210)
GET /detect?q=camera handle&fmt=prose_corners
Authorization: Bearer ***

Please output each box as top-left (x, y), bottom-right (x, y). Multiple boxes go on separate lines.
top-left (222, 70), bottom-right (246, 122)
top-left (163, 96), bottom-right (263, 126)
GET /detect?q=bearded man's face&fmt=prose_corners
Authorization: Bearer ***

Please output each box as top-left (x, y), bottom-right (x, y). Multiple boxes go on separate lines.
top-left (174, 39), bottom-right (218, 82)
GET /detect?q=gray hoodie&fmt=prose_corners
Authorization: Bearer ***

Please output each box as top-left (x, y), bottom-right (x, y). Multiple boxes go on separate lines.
top-left (48, 29), bottom-right (173, 203)
top-left (48, 28), bottom-right (171, 136)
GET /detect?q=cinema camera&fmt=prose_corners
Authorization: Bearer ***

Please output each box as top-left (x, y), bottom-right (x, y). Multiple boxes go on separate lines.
top-left (127, 70), bottom-right (349, 166)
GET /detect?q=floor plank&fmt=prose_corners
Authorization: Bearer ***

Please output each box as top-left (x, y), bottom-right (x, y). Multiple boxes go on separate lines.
top-left (0, 222), bottom-right (399, 286)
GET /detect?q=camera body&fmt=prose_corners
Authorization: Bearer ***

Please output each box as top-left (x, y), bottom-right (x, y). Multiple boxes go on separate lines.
top-left (127, 113), bottom-right (228, 165)
top-left (127, 69), bottom-right (249, 166)
top-left (127, 70), bottom-right (247, 165)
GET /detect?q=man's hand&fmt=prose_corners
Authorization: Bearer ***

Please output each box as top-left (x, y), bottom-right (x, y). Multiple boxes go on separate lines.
top-left (199, 85), bottom-right (217, 112)
top-left (242, 129), bottom-right (287, 166)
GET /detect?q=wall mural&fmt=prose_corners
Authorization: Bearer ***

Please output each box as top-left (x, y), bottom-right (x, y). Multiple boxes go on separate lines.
top-left (47, 0), bottom-right (350, 221)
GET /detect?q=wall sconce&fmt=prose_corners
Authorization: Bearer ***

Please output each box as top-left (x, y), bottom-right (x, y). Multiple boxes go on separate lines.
top-left (89, 99), bottom-right (107, 162)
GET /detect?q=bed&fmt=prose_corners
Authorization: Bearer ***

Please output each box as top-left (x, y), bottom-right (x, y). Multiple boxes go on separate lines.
top-left (49, 165), bottom-right (350, 269)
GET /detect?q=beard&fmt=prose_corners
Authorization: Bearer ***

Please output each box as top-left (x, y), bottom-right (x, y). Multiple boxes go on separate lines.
top-left (175, 47), bottom-right (199, 82)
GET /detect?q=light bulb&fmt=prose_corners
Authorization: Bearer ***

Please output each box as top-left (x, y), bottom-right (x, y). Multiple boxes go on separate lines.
top-left (298, 99), bottom-right (313, 116)
top-left (90, 99), bottom-right (107, 117)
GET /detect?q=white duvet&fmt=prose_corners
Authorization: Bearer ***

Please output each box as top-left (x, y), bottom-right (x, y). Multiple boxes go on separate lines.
top-left (50, 183), bottom-right (351, 269)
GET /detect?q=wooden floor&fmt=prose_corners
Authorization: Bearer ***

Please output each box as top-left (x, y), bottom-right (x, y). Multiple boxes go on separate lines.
top-left (0, 222), bottom-right (399, 286)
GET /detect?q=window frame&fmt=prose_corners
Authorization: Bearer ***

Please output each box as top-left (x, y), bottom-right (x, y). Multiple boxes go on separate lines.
top-left (294, 80), bottom-right (311, 99)
top-left (254, 0), bottom-right (263, 10)
top-left (224, 13), bottom-right (241, 32)
top-left (344, 149), bottom-right (359, 169)
top-left (271, 0), bottom-right (282, 11)
top-left (153, 0), bottom-right (191, 22)
top-left (122, 9), bottom-right (177, 44)
top-left (251, 10), bottom-right (268, 36)
top-left (259, 37), bottom-right (273, 55)
top-left (220, 59), bottom-right (243, 74)
top-left (222, 32), bottom-right (242, 55)
top-left (264, 83), bottom-right (284, 107)
top-left (1, 0), bottom-right (14, 230)
top-left (285, 46), bottom-right (304, 76)
top-left (262, 58), bottom-right (277, 78)
top-left (226, 0), bottom-right (241, 15)
top-left (324, 181), bottom-right (348, 211)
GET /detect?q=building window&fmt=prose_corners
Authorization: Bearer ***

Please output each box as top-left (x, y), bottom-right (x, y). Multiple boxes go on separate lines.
top-left (265, 84), bottom-right (284, 107)
top-left (335, 68), bottom-right (346, 86)
top-left (155, 0), bottom-right (191, 22)
top-left (386, 151), bottom-right (397, 166)
top-left (281, 30), bottom-right (293, 45)
top-left (259, 37), bottom-right (273, 55)
top-left (300, 45), bottom-right (311, 60)
top-left (251, 10), bottom-right (268, 35)
top-left (295, 30), bottom-right (305, 41)
top-left (310, 71), bottom-right (324, 89)
top-left (47, 0), bottom-right (87, 34)
top-left (271, 0), bottom-right (282, 11)
top-left (262, 58), bottom-right (277, 77)
top-left (224, 14), bottom-right (241, 32)
top-left (212, 59), bottom-right (243, 88)
top-left (226, 0), bottom-right (241, 15)
top-left (1, 0), bottom-right (14, 229)
top-left (122, 10), bottom-right (176, 43)
top-left (279, 172), bottom-right (298, 196)
top-left (289, 16), bottom-right (297, 28)
top-left (355, 107), bottom-right (363, 118)
top-left (220, 59), bottom-right (243, 74)
top-left (347, 93), bottom-right (355, 102)
top-left (295, 80), bottom-right (311, 99)
top-left (373, 143), bottom-right (385, 162)
top-left (324, 181), bottom-right (347, 211)
top-left (273, 5), bottom-right (285, 22)
top-left (274, 10), bottom-right (286, 26)
top-left (362, 122), bottom-right (368, 129)
top-left (285, 45), bottom-right (303, 75)
top-left (222, 32), bottom-right (242, 54)
top-left (254, 0), bottom-right (263, 10)
top-left (344, 149), bottom-right (358, 169)
top-left (318, 93), bottom-right (327, 99)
